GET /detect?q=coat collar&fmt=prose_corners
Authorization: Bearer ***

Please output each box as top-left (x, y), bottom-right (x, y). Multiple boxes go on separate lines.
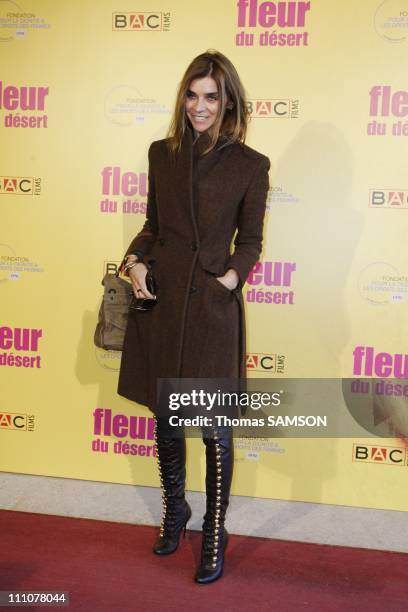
top-left (185, 123), bottom-right (232, 157)
top-left (174, 124), bottom-right (234, 242)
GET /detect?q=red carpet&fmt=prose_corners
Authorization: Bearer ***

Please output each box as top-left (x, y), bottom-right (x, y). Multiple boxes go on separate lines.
top-left (0, 510), bottom-right (407, 611)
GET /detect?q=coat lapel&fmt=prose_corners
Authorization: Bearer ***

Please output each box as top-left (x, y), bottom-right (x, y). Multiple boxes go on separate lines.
top-left (173, 125), bottom-right (234, 241)
top-left (173, 125), bottom-right (197, 239)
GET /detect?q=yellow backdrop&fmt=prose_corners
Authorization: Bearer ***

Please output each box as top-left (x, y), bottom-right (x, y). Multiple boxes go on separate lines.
top-left (1, 0), bottom-right (408, 512)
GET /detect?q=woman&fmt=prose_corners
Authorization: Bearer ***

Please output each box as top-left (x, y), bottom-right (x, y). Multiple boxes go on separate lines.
top-left (117, 50), bottom-right (270, 584)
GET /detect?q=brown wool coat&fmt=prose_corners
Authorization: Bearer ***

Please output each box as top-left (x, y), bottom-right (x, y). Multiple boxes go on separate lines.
top-left (117, 124), bottom-right (270, 413)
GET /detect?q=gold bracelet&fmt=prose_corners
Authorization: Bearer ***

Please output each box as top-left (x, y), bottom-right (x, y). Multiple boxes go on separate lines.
top-left (123, 260), bottom-right (138, 276)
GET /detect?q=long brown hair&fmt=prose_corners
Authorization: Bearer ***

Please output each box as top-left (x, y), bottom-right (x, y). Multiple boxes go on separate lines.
top-left (166, 50), bottom-right (249, 157)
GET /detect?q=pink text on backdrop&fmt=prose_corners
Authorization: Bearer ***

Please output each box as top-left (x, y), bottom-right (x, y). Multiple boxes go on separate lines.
top-left (101, 167), bottom-right (147, 196)
top-left (245, 261), bottom-right (296, 305)
top-left (0, 81), bottom-right (49, 128)
top-left (353, 346), bottom-right (408, 378)
top-left (0, 326), bottom-right (42, 368)
top-left (237, 0), bottom-right (311, 27)
top-left (93, 408), bottom-right (155, 439)
top-left (369, 86), bottom-right (408, 117)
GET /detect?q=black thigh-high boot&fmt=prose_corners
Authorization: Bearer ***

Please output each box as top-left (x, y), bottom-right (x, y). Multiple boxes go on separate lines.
top-left (153, 416), bottom-right (192, 555)
top-left (195, 426), bottom-right (234, 584)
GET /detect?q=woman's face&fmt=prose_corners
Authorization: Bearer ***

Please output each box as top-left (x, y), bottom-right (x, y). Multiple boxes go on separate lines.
top-left (185, 76), bottom-right (221, 134)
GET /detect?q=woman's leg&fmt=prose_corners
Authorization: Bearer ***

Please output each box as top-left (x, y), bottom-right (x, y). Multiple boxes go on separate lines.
top-left (152, 415), bottom-right (192, 555)
top-left (195, 425), bottom-right (234, 584)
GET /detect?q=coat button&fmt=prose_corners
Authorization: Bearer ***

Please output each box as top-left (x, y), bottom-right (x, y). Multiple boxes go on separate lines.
top-left (159, 238), bottom-right (165, 246)
top-left (189, 285), bottom-right (197, 293)
top-left (191, 240), bottom-right (199, 251)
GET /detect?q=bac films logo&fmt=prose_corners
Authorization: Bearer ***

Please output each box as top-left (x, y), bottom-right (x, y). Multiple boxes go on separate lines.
top-left (369, 188), bottom-right (408, 209)
top-left (0, 412), bottom-right (34, 432)
top-left (0, 176), bottom-right (41, 196)
top-left (248, 98), bottom-right (299, 119)
top-left (353, 444), bottom-right (408, 466)
top-left (112, 12), bottom-right (171, 31)
top-left (247, 352), bottom-right (286, 374)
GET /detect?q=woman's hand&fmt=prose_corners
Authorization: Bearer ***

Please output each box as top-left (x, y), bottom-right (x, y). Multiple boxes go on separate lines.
top-left (215, 268), bottom-right (240, 291)
top-left (128, 262), bottom-right (156, 300)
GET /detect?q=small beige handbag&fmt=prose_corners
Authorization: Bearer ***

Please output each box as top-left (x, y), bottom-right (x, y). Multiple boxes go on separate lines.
top-left (94, 260), bottom-right (133, 351)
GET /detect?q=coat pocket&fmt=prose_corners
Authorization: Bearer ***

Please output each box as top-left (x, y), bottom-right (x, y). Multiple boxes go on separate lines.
top-left (204, 270), bottom-right (239, 300)
top-left (198, 261), bottom-right (240, 299)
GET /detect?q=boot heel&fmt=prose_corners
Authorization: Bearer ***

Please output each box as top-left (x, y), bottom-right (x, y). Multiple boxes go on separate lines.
top-left (194, 431), bottom-right (234, 584)
top-left (153, 419), bottom-right (189, 556)
top-left (153, 500), bottom-right (191, 555)
top-left (183, 504), bottom-right (191, 538)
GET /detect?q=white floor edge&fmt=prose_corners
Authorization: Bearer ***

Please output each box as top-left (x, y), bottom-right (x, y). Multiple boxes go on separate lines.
top-left (0, 472), bottom-right (406, 553)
